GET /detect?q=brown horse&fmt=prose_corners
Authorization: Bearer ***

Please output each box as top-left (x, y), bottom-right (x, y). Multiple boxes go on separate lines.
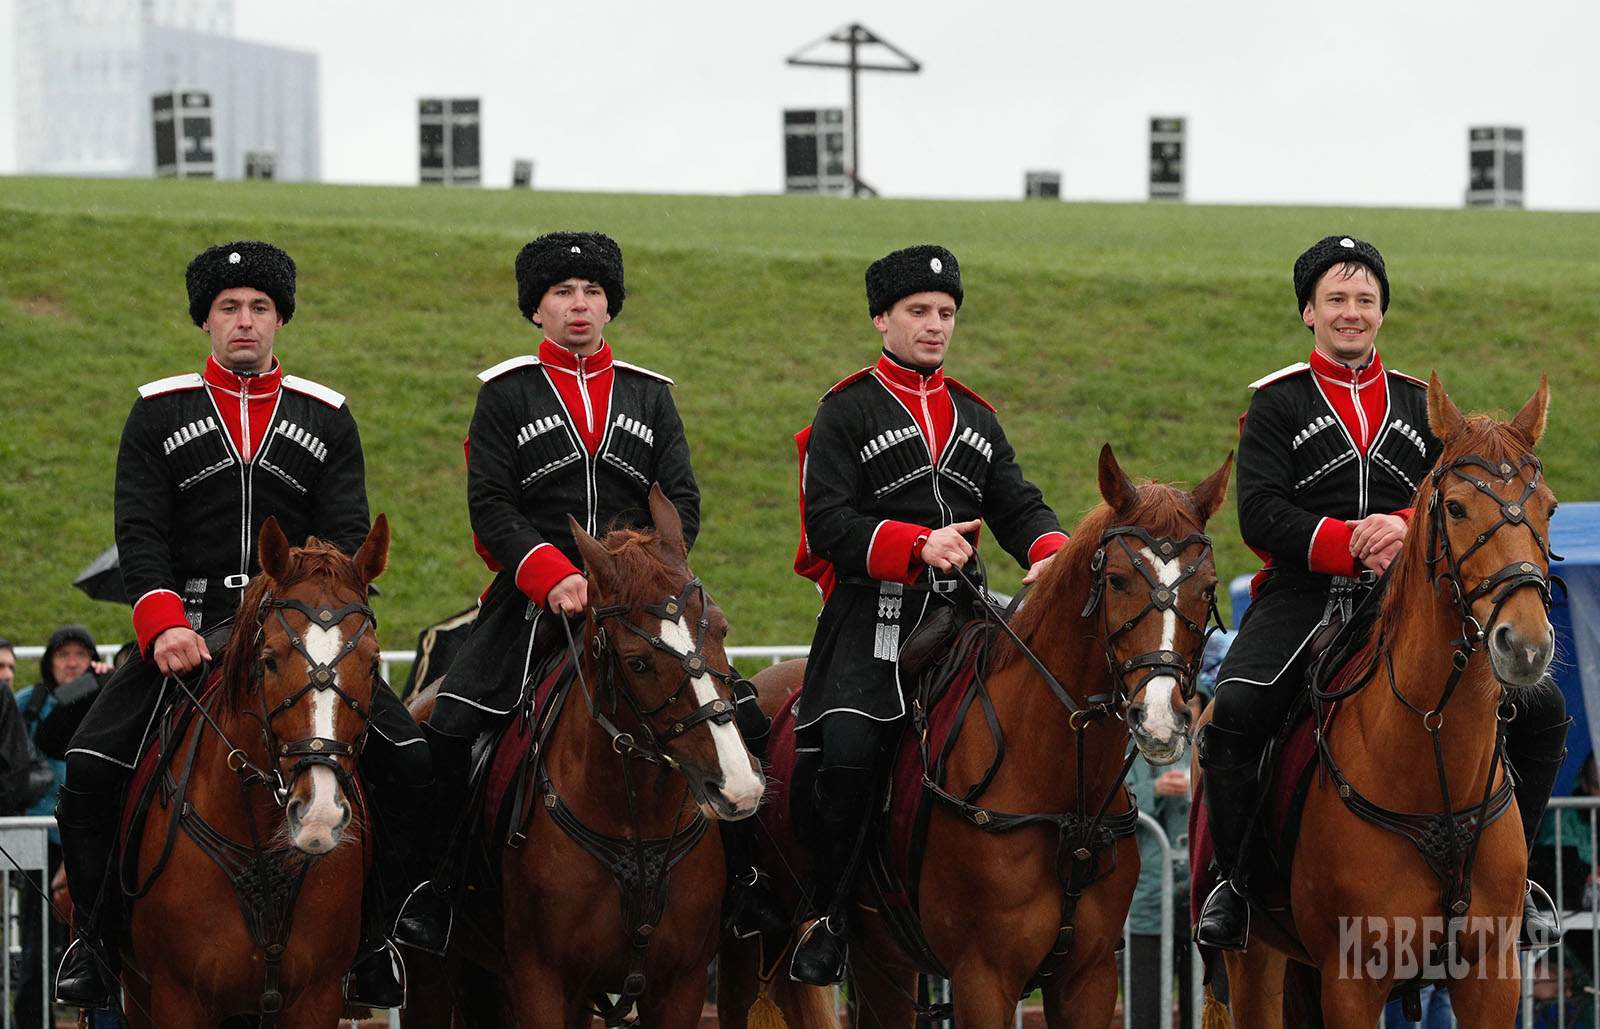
top-left (405, 485), bottom-right (765, 1028)
top-left (1216, 375), bottom-right (1556, 1027)
top-left (720, 444), bottom-right (1233, 1028)
top-left (121, 515), bottom-right (390, 1027)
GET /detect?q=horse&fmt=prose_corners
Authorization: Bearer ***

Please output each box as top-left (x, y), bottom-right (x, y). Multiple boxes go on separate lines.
top-left (403, 484), bottom-right (766, 1028)
top-left (1212, 374), bottom-right (1556, 1028)
top-left (719, 444), bottom-right (1234, 1028)
top-left (120, 514), bottom-right (390, 1028)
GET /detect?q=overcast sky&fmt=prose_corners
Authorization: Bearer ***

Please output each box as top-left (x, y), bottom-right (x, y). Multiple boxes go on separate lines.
top-left (2, 0), bottom-right (1595, 209)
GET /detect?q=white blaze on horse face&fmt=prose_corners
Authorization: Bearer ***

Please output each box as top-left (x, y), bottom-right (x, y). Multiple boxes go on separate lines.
top-left (1137, 547), bottom-right (1184, 744)
top-left (291, 623), bottom-right (347, 853)
top-left (657, 615), bottom-right (764, 816)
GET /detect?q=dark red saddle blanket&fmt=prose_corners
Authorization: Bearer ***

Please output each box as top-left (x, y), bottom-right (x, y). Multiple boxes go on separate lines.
top-left (483, 652), bottom-right (574, 835)
top-left (759, 649), bottom-right (987, 911)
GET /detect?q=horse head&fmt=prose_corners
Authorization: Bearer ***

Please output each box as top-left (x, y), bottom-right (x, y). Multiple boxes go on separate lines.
top-left (226, 514), bottom-right (389, 856)
top-left (1070, 444), bottom-right (1232, 765)
top-left (1422, 373), bottom-right (1556, 688)
top-left (570, 485), bottom-right (765, 821)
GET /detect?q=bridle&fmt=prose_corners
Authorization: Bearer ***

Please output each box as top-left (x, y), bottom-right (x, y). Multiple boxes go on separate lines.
top-left (1426, 452), bottom-right (1556, 658)
top-left (567, 576), bottom-right (740, 766)
top-left (252, 595), bottom-right (377, 803)
top-left (1081, 525), bottom-right (1221, 713)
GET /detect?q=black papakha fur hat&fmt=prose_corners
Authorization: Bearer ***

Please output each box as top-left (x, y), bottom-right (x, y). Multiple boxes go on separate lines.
top-left (186, 240), bottom-right (297, 327)
top-left (515, 232), bottom-right (625, 320)
top-left (1293, 234), bottom-right (1389, 317)
top-left (865, 244), bottom-right (963, 317)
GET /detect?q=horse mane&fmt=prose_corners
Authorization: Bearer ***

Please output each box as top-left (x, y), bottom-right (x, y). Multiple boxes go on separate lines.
top-left (1345, 414), bottom-right (1537, 678)
top-left (991, 482), bottom-right (1204, 675)
top-left (221, 535), bottom-right (367, 707)
top-left (590, 526), bottom-right (684, 606)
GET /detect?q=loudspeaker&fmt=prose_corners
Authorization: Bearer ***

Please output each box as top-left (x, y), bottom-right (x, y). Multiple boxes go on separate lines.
top-left (153, 90), bottom-right (215, 179)
top-left (1024, 171), bottom-right (1060, 199)
top-left (512, 159), bottom-right (534, 188)
top-left (1149, 116), bottom-right (1184, 201)
top-left (1466, 126), bottom-right (1524, 208)
top-left (783, 108), bottom-right (849, 195)
top-left (420, 97), bottom-right (482, 186)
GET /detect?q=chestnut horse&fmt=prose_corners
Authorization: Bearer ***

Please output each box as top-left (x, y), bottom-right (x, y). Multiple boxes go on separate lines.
top-left (121, 515), bottom-right (389, 1027)
top-left (405, 486), bottom-right (765, 1028)
top-left (1215, 375), bottom-right (1556, 1027)
top-left (720, 444), bottom-right (1233, 1028)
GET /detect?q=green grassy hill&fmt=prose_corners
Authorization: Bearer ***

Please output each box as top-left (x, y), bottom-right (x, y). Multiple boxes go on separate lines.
top-left (3, 177), bottom-right (1597, 665)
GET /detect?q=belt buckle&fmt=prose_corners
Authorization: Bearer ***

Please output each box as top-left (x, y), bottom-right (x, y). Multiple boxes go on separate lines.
top-left (223, 573), bottom-right (251, 589)
top-left (931, 578), bottom-right (958, 595)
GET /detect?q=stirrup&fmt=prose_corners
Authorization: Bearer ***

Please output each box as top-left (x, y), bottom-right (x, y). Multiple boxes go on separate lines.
top-left (54, 935), bottom-right (117, 1007)
top-left (344, 939), bottom-right (407, 1010)
top-left (392, 880), bottom-right (454, 956)
top-left (1194, 879), bottom-right (1250, 950)
top-left (1520, 879), bottom-right (1561, 953)
top-left (726, 867), bottom-right (788, 940)
top-left (789, 915), bottom-right (849, 986)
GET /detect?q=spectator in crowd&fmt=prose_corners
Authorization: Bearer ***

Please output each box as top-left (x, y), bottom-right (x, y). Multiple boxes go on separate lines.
top-left (1125, 629), bottom-right (1235, 1028)
top-left (0, 637), bottom-right (36, 814)
top-left (14, 626), bottom-right (110, 1029)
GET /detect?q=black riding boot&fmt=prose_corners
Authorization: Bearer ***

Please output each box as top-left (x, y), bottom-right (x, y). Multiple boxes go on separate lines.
top-left (789, 765), bottom-right (875, 986)
top-left (1509, 714), bottom-right (1571, 950)
top-left (344, 788), bottom-right (410, 1009)
top-left (1194, 723), bottom-right (1260, 951)
top-left (391, 723), bottom-right (472, 955)
top-left (721, 818), bottom-right (789, 939)
top-left (54, 784), bottom-right (123, 1007)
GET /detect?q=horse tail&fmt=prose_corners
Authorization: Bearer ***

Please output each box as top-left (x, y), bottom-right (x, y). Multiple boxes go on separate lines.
top-left (1281, 960), bottom-right (1324, 1028)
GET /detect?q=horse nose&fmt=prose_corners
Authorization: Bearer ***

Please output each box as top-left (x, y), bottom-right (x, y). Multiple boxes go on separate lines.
top-left (286, 796), bottom-right (305, 826)
top-left (1126, 704), bottom-right (1147, 733)
top-left (1490, 622), bottom-right (1554, 683)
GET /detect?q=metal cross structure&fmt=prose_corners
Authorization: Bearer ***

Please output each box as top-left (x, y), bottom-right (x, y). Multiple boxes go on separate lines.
top-left (786, 23), bottom-right (921, 197)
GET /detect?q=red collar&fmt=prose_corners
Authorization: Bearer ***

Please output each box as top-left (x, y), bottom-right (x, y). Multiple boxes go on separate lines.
top-left (873, 352), bottom-right (945, 394)
top-left (539, 338), bottom-right (613, 376)
top-left (203, 355), bottom-right (282, 397)
top-left (1309, 347), bottom-right (1384, 388)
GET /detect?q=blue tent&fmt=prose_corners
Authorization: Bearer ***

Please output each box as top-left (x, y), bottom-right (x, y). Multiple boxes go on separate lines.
top-left (1227, 502), bottom-right (1600, 796)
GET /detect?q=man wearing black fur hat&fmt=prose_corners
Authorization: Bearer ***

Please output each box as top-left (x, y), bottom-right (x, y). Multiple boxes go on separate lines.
top-left (1194, 234), bottom-right (1568, 951)
top-left (54, 241), bottom-right (429, 1009)
top-left (400, 230), bottom-right (728, 950)
top-left (787, 244), bottom-right (1068, 984)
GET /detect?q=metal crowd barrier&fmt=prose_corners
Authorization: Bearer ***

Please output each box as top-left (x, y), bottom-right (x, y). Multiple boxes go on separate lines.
top-left (0, 816), bottom-right (55, 1029)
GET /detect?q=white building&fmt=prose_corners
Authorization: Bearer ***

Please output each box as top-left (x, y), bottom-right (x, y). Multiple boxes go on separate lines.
top-left (14, 0), bottom-right (319, 180)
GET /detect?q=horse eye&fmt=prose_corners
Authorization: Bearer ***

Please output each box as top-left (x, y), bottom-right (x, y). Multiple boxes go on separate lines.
top-left (262, 655), bottom-right (277, 674)
top-left (1107, 575), bottom-right (1128, 593)
top-left (627, 656), bottom-right (652, 673)
top-left (1446, 500), bottom-right (1468, 520)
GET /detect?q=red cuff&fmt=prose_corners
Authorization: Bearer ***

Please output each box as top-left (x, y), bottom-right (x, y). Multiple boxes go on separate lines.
top-left (1394, 508), bottom-right (1414, 524)
top-left (867, 520), bottom-right (932, 584)
top-left (1028, 532), bottom-right (1069, 565)
top-left (132, 590), bottom-right (188, 655)
top-left (1307, 517), bottom-right (1359, 577)
top-left (514, 544), bottom-right (581, 608)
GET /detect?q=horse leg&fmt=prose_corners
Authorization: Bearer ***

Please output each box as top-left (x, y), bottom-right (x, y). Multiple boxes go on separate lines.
top-left (846, 950), bottom-right (917, 1029)
top-left (279, 977), bottom-right (347, 1029)
top-left (1315, 965), bottom-right (1389, 1029)
top-left (507, 956), bottom-right (589, 1029)
top-left (1039, 953), bottom-right (1120, 1028)
top-left (146, 978), bottom-right (213, 1029)
top-left (639, 966), bottom-right (712, 1029)
top-left (945, 956), bottom-right (1029, 1029)
top-left (1443, 962), bottom-right (1522, 1027)
top-left (1222, 946), bottom-right (1287, 1029)
top-left (716, 932), bottom-right (759, 1028)
top-left (398, 948), bottom-right (460, 1029)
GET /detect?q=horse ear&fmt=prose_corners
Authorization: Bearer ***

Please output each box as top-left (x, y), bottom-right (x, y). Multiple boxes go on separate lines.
top-left (1426, 371), bottom-right (1466, 442)
top-left (1509, 374), bottom-right (1549, 448)
top-left (353, 514), bottom-right (390, 586)
top-left (1189, 452), bottom-right (1234, 523)
top-left (258, 516), bottom-right (291, 580)
top-left (647, 483), bottom-right (687, 559)
top-left (569, 515), bottom-right (616, 591)
top-left (1097, 443), bottom-right (1139, 516)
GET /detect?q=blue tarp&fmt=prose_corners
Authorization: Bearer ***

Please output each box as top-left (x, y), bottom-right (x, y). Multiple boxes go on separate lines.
top-left (1226, 502), bottom-right (1600, 796)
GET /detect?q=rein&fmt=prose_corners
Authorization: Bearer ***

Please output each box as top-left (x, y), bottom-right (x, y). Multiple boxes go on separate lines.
top-left (1313, 451), bottom-right (1553, 962)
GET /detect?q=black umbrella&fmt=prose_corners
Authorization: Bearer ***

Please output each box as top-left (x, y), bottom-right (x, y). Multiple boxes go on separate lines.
top-left (72, 544), bottom-right (129, 605)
